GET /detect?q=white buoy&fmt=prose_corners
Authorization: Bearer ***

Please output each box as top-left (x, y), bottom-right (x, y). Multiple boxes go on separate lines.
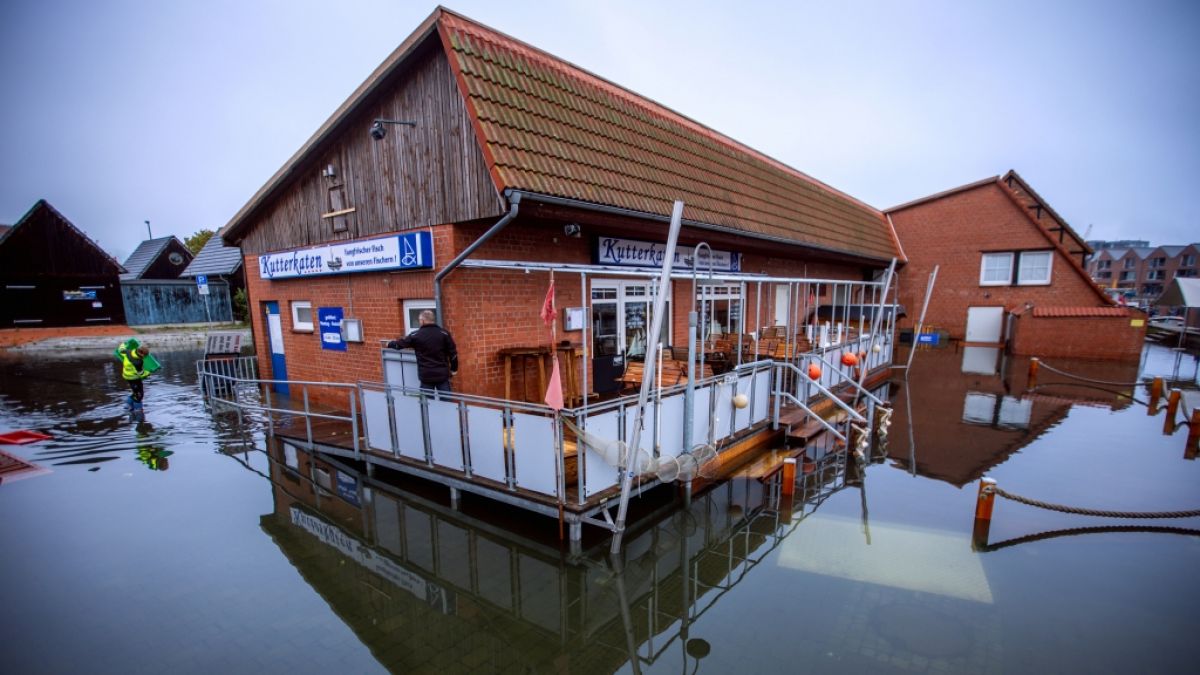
top-left (733, 393), bottom-right (749, 409)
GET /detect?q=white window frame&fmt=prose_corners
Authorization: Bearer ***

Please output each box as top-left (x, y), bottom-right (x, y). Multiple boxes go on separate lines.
top-left (590, 279), bottom-right (672, 357)
top-left (1016, 251), bottom-right (1053, 286)
top-left (290, 300), bottom-right (314, 332)
top-left (403, 299), bottom-right (436, 335)
top-left (979, 252), bottom-right (1014, 286)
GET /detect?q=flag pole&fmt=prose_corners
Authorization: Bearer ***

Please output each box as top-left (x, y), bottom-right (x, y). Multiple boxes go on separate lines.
top-left (610, 200), bottom-right (685, 554)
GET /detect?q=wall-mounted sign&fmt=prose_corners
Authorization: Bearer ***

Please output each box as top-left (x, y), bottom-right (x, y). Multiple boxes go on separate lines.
top-left (595, 236), bottom-right (741, 273)
top-left (258, 231), bottom-right (434, 280)
top-left (62, 289), bottom-right (97, 301)
top-left (318, 306), bottom-right (346, 351)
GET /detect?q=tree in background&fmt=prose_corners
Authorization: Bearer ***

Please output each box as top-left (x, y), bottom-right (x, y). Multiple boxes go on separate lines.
top-left (232, 288), bottom-right (248, 323)
top-left (185, 228), bottom-right (215, 255)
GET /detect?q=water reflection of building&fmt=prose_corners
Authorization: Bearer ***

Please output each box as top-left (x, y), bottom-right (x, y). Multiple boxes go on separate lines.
top-left (887, 345), bottom-right (1139, 486)
top-left (254, 437), bottom-right (851, 673)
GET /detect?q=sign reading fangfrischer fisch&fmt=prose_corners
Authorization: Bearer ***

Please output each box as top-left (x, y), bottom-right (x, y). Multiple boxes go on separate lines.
top-left (595, 236), bottom-right (741, 273)
top-left (258, 231), bottom-right (433, 280)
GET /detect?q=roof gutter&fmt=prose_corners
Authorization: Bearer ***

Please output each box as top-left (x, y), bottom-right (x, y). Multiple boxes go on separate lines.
top-left (515, 191), bottom-right (896, 266)
top-left (434, 192), bottom-right (521, 320)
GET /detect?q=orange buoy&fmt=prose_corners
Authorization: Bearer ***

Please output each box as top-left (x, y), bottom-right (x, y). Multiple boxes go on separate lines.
top-left (807, 363), bottom-right (822, 379)
top-left (841, 352), bottom-right (859, 367)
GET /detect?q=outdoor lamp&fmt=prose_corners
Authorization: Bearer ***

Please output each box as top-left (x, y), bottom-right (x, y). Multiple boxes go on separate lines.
top-left (369, 118), bottom-right (418, 140)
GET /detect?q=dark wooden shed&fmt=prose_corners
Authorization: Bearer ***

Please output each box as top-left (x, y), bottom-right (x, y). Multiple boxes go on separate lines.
top-left (0, 199), bottom-right (126, 327)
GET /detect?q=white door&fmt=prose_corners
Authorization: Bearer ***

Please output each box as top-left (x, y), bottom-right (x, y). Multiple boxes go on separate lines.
top-left (965, 307), bottom-right (1004, 343)
top-left (774, 284), bottom-right (790, 327)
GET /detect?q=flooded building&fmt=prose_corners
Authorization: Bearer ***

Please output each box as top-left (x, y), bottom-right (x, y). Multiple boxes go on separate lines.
top-left (0, 199), bottom-right (126, 328)
top-left (887, 170), bottom-right (1144, 360)
top-left (212, 7), bottom-right (905, 540)
top-left (220, 6), bottom-right (904, 399)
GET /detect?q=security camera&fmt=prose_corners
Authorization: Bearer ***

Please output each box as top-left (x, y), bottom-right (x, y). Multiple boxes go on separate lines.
top-left (369, 121), bottom-right (386, 140)
top-left (563, 223), bottom-right (581, 238)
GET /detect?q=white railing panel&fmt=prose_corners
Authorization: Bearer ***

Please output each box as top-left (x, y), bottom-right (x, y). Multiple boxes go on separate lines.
top-left (582, 409), bottom-right (621, 498)
top-left (363, 389), bottom-right (392, 452)
top-left (436, 520), bottom-right (472, 589)
top-left (713, 380), bottom-right (734, 440)
top-left (752, 370), bottom-right (770, 424)
top-left (393, 393), bottom-right (425, 461)
top-left (734, 375), bottom-right (753, 432)
top-left (512, 411), bottom-right (557, 497)
top-left (691, 385), bottom-right (713, 446)
top-left (467, 406), bottom-right (507, 484)
top-left (623, 403), bottom-right (655, 458)
top-left (427, 398), bottom-right (464, 471)
top-left (475, 536), bottom-right (513, 610)
top-left (657, 392), bottom-right (685, 457)
top-left (518, 553), bottom-right (562, 633)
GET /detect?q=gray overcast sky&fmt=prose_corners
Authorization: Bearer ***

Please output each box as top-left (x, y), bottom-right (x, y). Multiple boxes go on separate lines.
top-left (2, 0), bottom-right (1197, 262)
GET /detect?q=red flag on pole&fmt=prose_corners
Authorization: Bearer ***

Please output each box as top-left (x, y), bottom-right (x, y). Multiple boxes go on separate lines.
top-left (541, 280), bottom-right (556, 326)
top-left (545, 358), bottom-right (564, 410)
top-left (541, 277), bottom-right (563, 410)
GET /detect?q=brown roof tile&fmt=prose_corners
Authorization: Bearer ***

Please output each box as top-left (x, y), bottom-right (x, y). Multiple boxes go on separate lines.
top-left (438, 11), bottom-right (899, 262)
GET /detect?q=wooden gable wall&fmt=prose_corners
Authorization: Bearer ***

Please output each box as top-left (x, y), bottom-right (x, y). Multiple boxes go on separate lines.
top-left (239, 41), bottom-right (503, 256)
top-left (0, 203), bottom-right (121, 278)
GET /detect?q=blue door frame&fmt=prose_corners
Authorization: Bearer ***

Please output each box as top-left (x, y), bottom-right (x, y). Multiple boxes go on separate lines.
top-left (264, 302), bottom-right (289, 395)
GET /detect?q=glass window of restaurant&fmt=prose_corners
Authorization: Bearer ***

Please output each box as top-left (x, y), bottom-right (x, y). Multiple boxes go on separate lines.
top-left (697, 283), bottom-right (743, 337)
top-left (591, 280), bottom-right (671, 359)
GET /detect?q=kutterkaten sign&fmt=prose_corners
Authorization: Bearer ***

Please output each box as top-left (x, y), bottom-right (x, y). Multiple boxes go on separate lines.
top-left (258, 232), bottom-right (433, 280)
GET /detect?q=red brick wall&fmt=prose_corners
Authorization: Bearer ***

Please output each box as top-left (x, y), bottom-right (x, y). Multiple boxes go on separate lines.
top-left (246, 220), bottom-right (881, 406)
top-left (1010, 314), bottom-right (1145, 360)
top-left (890, 181), bottom-right (1109, 339)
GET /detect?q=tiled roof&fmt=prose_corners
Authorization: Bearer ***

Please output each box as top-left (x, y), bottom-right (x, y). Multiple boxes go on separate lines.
top-left (438, 12), bottom-right (899, 262)
top-left (121, 237), bottom-right (181, 280)
top-left (181, 236), bottom-right (243, 277)
top-left (1032, 306), bottom-right (1130, 318)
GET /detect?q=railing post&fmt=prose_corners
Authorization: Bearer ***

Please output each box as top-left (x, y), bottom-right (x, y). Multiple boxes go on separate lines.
top-left (1028, 357), bottom-right (1039, 388)
top-left (350, 388), bottom-right (360, 460)
top-left (264, 383), bottom-right (274, 438)
top-left (303, 386), bottom-right (313, 447)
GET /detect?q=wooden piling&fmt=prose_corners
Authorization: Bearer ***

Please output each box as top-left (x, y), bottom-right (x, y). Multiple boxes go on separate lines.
top-left (972, 477), bottom-right (997, 550)
top-left (1187, 410), bottom-right (1200, 460)
top-left (781, 457), bottom-right (796, 498)
top-left (1150, 377), bottom-right (1164, 407)
top-left (1028, 358), bottom-right (1039, 388)
top-left (1163, 390), bottom-right (1181, 434)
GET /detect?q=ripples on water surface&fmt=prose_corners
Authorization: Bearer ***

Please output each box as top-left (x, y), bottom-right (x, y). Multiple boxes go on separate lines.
top-left (0, 344), bottom-right (1198, 674)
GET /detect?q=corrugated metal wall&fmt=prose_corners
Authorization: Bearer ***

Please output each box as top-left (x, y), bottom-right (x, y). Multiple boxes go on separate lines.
top-left (120, 280), bottom-right (232, 325)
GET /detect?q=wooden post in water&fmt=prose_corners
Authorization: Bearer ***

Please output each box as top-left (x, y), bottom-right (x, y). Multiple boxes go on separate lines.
top-left (1187, 410), bottom-right (1200, 460)
top-left (972, 477), bottom-right (997, 550)
top-left (1027, 358), bottom-right (1039, 389)
top-left (781, 457), bottom-right (796, 497)
top-left (1163, 390), bottom-right (1181, 435)
top-left (1149, 377), bottom-right (1164, 415)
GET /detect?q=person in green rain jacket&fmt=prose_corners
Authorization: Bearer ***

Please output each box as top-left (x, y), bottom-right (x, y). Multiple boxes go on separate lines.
top-left (118, 343), bottom-right (152, 406)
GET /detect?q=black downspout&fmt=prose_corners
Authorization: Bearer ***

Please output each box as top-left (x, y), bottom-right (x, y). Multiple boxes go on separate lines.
top-left (433, 192), bottom-right (521, 321)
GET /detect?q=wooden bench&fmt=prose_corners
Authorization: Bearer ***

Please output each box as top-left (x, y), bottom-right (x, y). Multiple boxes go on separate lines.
top-left (619, 359), bottom-right (714, 390)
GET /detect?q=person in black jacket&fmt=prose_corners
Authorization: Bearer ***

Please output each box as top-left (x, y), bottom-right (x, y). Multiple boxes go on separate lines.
top-left (387, 310), bottom-right (459, 393)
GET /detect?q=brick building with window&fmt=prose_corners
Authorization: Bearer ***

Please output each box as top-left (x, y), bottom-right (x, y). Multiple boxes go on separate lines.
top-left (1087, 242), bottom-right (1200, 305)
top-left (887, 170), bottom-right (1144, 360)
top-left (219, 8), bottom-right (905, 404)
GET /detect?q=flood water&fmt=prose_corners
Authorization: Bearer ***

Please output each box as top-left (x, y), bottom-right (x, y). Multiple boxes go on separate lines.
top-left (1, 344), bottom-right (1198, 674)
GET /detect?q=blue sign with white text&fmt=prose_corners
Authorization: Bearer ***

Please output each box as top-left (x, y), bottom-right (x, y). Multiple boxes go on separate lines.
top-left (318, 307), bottom-right (346, 351)
top-left (916, 333), bottom-right (940, 345)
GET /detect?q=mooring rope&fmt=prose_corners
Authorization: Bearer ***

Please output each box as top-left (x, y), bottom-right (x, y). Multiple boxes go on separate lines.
top-left (990, 485), bottom-right (1200, 519)
top-left (1035, 360), bottom-right (1142, 388)
top-left (981, 524), bottom-right (1200, 552)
